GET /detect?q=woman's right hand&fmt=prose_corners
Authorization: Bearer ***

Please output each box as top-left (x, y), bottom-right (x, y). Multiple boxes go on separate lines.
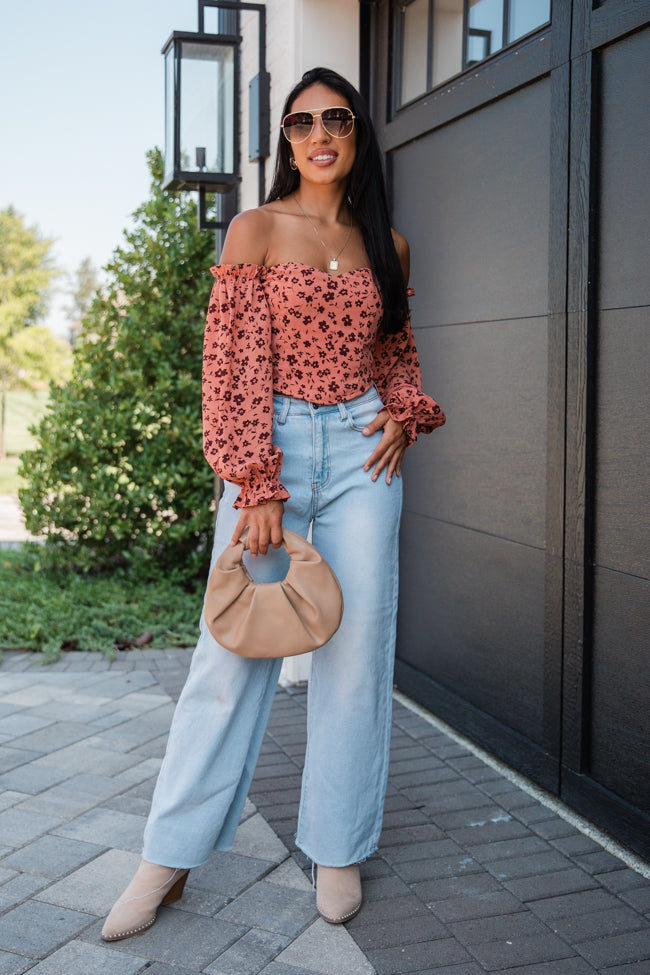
top-left (231, 500), bottom-right (284, 557)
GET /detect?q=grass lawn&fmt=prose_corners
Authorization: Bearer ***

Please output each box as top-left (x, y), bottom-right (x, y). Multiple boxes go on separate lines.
top-left (0, 389), bottom-right (49, 493)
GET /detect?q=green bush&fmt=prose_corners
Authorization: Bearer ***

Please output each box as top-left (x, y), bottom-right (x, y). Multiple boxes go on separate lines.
top-left (19, 149), bottom-right (217, 579)
top-left (0, 547), bottom-right (202, 662)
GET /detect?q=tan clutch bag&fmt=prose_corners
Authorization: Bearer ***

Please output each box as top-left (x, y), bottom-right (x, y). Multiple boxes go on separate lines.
top-left (204, 528), bottom-right (344, 658)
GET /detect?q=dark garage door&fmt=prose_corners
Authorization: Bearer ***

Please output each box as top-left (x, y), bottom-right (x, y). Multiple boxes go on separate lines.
top-left (367, 0), bottom-right (650, 858)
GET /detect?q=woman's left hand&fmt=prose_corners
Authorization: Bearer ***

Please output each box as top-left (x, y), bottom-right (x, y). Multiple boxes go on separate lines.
top-left (362, 410), bottom-right (408, 484)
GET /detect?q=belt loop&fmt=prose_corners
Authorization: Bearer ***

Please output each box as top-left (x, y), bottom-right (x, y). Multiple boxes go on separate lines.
top-left (275, 395), bottom-right (291, 425)
top-left (338, 401), bottom-right (347, 421)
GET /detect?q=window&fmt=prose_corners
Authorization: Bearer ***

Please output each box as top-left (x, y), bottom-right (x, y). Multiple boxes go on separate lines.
top-left (394, 0), bottom-right (551, 108)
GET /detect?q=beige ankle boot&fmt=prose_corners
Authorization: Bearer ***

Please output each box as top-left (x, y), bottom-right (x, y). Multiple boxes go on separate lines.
top-left (316, 864), bottom-right (362, 923)
top-left (101, 860), bottom-right (189, 941)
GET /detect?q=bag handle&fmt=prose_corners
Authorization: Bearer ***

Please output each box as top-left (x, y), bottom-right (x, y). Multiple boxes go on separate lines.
top-left (219, 527), bottom-right (322, 572)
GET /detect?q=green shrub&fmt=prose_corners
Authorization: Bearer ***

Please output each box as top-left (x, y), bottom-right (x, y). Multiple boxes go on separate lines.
top-left (0, 547), bottom-right (202, 663)
top-left (19, 149), bottom-right (217, 579)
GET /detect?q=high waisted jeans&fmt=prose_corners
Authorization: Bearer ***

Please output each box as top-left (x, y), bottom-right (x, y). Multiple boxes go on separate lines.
top-left (142, 385), bottom-right (403, 868)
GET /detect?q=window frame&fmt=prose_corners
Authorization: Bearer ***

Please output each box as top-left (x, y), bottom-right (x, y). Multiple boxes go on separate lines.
top-left (391, 0), bottom-right (552, 114)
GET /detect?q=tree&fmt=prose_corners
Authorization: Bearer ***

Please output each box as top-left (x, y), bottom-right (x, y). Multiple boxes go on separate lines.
top-left (19, 149), bottom-right (217, 579)
top-left (0, 207), bottom-right (57, 332)
top-left (66, 257), bottom-right (101, 344)
top-left (0, 207), bottom-right (58, 458)
top-left (3, 325), bottom-right (72, 389)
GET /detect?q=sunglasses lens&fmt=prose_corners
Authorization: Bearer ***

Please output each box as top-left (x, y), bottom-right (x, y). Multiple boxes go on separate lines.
top-left (282, 112), bottom-right (314, 142)
top-left (322, 109), bottom-right (354, 137)
top-left (282, 108), bottom-right (355, 142)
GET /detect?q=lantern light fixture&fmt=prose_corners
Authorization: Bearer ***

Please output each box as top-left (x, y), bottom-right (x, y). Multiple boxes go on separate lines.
top-left (162, 1), bottom-right (270, 231)
top-left (162, 28), bottom-right (239, 194)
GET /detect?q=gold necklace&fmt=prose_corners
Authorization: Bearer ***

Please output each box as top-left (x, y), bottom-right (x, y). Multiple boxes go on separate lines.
top-left (293, 195), bottom-right (353, 272)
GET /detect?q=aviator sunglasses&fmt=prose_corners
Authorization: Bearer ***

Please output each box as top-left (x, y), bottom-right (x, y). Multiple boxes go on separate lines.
top-left (281, 107), bottom-right (356, 144)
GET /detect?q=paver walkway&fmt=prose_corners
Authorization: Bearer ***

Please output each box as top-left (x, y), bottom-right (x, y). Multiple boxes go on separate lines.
top-left (0, 647), bottom-right (648, 975)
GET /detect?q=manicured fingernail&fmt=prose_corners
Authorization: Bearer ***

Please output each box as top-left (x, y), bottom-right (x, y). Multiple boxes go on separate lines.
top-left (362, 427), bottom-right (370, 434)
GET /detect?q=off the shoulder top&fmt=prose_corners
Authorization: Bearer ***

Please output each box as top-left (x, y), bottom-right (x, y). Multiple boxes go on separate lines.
top-left (202, 261), bottom-right (445, 508)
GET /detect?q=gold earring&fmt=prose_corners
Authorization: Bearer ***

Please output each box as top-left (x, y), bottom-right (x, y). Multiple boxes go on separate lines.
top-left (289, 157), bottom-right (298, 170)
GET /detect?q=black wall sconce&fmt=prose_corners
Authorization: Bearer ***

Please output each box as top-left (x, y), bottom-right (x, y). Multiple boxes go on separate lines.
top-left (162, 0), bottom-right (269, 231)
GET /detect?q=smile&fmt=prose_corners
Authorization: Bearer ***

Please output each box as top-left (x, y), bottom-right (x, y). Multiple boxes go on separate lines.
top-left (309, 152), bottom-right (338, 165)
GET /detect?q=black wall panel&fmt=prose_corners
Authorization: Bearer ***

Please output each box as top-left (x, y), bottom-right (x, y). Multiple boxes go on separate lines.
top-left (404, 319), bottom-right (548, 548)
top-left (590, 569), bottom-right (650, 812)
top-left (586, 26), bottom-right (650, 827)
top-left (391, 80), bottom-right (551, 327)
top-left (389, 79), bottom-right (552, 761)
top-left (593, 308), bottom-right (650, 579)
top-left (598, 27), bottom-right (650, 310)
top-left (398, 514), bottom-right (546, 744)
top-left (592, 29), bottom-right (650, 581)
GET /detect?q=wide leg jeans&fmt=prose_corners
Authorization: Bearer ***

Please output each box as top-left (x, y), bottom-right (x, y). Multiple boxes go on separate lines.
top-left (142, 386), bottom-right (403, 868)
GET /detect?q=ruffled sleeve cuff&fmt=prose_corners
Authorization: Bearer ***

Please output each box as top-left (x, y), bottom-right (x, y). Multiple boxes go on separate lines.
top-left (234, 473), bottom-right (291, 510)
top-left (229, 448), bottom-right (290, 509)
top-left (383, 388), bottom-right (446, 447)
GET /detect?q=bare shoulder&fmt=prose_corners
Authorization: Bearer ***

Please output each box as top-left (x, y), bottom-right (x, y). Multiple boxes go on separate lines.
top-left (391, 229), bottom-right (411, 284)
top-left (391, 228), bottom-right (411, 284)
top-left (219, 208), bottom-right (273, 266)
top-left (391, 228), bottom-right (411, 270)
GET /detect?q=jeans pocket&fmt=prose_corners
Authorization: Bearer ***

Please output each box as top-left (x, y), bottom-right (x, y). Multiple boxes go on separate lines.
top-left (346, 394), bottom-right (384, 433)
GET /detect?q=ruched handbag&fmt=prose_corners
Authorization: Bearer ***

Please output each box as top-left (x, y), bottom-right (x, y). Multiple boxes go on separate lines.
top-left (204, 528), bottom-right (344, 658)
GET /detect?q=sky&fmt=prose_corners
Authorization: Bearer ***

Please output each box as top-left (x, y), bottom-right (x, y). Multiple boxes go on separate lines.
top-left (0, 0), bottom-right (205, 336)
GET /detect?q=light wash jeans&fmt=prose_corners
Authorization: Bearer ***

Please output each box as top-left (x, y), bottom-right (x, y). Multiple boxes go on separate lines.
top-left (142, 385), bottom-right (403, 868)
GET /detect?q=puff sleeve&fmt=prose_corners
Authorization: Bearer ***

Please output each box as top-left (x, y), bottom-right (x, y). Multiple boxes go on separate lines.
top-left (202, 264), bottom-right (290, 509)
top-left (372, 295), bottom-right (445, 446)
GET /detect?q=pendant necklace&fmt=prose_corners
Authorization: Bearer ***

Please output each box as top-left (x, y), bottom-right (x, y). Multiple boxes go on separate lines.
top-left (293, 195), bottom-right (353, 273)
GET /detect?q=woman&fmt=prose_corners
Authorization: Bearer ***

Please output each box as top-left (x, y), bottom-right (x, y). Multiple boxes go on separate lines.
top-left (102, 66), bottom-right (444, 940)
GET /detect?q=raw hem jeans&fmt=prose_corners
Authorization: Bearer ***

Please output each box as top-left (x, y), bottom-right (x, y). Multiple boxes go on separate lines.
top-left (142, 385), bottom-right (403, 869)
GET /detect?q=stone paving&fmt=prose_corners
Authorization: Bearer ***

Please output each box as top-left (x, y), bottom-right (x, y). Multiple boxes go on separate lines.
top-left (0, 646), bottom-right (648, 975)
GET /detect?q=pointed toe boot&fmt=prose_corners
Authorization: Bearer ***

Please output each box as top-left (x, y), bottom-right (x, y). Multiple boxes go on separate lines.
top-left (101, 860), bottom-right (189, 942)
top-left (316, 863), bottom-right (362, 924)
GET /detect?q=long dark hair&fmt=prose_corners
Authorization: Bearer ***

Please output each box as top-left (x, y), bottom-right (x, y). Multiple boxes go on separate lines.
top-left (266, 67), bottom-right (409, 334)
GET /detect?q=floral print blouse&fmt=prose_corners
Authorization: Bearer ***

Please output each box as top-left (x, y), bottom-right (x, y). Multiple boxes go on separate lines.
top-left (203, 261), bottom-right (445, 508)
